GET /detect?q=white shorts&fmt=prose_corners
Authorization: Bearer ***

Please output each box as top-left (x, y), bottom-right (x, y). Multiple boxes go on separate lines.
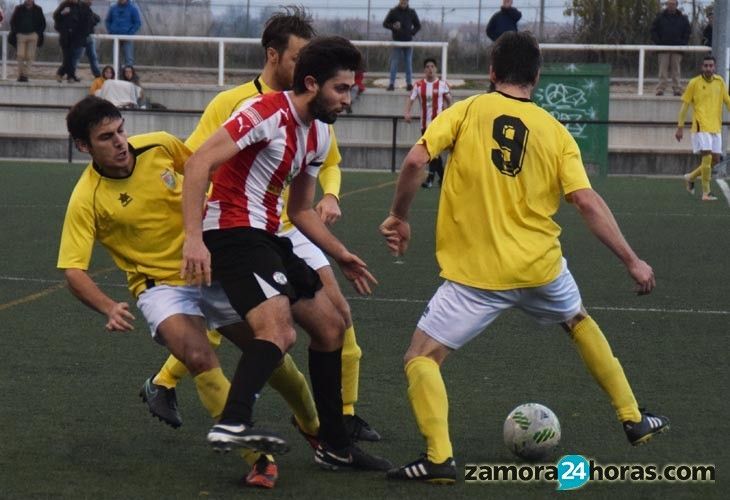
top-left (280, 227), bottom-right (330, 271)
top-left (417, 260), bottom-right (583, 349)
top-left (136, 283), bottom-right (242, 342)
top-left (691, 132), bottom-right (722, 154)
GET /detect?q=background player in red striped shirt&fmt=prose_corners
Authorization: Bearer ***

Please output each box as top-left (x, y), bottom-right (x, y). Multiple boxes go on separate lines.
top-left (404, 58), bottom-right (452, 188)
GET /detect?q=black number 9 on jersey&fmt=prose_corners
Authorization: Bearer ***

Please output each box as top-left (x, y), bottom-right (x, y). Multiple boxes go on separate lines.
top-left (491, 115), bottom-right (529, 177)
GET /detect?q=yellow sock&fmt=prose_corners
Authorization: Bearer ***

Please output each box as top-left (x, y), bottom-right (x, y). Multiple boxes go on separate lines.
top-left (571, 316), bottom-right (641, 423)
top-left (267, 353), bottom-right (319, 436)
top-left (153, 355), bottom-right (189, 389)
top-left (687, 165), bottom-right (702, 181)
top-left (341, 325), bottom-right (362, 416)
top-left (700, 154), bottom-right (712, 194)
top-left (405, 356), bottom-right (453, 463)
top-left (239, 449), bottom-right (275, 467)
top-left (193, 367), bottom-right (230, 420)
top-left (153, 330), bottom-right (222, 389)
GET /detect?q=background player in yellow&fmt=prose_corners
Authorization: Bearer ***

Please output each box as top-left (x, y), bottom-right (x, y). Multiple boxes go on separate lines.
top-left (58, 96), bottom-right (320, 489)
top-left (675, 55), bottom-right (730, 201)
top-left (379, 32), bottom-right (669, 484)
top-left (143, 7), bottom-right (380, 443)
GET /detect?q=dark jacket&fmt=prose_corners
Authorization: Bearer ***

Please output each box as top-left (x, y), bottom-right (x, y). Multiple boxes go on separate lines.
top-left (650, 9), bottom-right (691, 46)
top-left (702, 23), bottom-right (712, 47)
top-left (82, 4), bottom-right (101, 39)
top-left (9, 3), bottom-right (46, 48)
top-left (486, 7), bottom-right (522, 42)
top-left (383, 5), bottom-right (421, 42)
top-left (54, 1), bottom-right (90, 48)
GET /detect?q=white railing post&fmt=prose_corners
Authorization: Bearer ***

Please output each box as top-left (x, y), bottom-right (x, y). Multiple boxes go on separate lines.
top-left (638, 47), bottom-right (645, 96)
top-left (441, 43), bottom-right (448, 82)
top-left (113, 37), bottom-right (119, 78)
top-left (726, 46), bottom-right (729, 84)
top-left (218, 41), bottom-right (225, 86)
top-left (2, 32), bottom-right (7, 81)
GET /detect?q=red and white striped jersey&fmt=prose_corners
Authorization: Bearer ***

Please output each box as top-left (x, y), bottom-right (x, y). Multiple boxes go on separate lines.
top-left (203, 91), bottom-right (330, 234)
top-left (410, 78), bottom-right (451, 130)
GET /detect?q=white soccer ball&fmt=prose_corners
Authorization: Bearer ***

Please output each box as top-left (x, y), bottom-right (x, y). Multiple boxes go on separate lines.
top-left (503, 403), bottom-right (561, 461)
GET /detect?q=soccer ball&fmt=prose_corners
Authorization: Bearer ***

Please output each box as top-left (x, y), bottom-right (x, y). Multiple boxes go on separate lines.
top-left (503, 403), bottom-right (561, 461)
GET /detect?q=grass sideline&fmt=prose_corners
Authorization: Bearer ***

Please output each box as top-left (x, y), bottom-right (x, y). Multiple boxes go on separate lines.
top-left (0, 161), bottom-right (726, 499)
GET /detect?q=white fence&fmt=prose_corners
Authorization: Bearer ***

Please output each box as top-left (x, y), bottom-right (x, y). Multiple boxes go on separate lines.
top-left (0, 32), bottom-right (448, 87)
top-left (0, 32), bottom-right (726, 94)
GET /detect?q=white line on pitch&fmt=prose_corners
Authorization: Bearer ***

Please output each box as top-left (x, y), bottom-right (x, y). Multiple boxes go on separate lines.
top-left (716, 179), bottom-right (730, 207)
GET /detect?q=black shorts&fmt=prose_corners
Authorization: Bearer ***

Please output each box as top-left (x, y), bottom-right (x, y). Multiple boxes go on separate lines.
top-left (203, 227), bottom-right (322, 317)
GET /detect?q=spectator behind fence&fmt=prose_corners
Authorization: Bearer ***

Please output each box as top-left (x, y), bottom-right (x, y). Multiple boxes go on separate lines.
top-left (346, 70), bottom-right (366, 113)
top-left (9, 0), bottom-right (46, 83)
top-left (702, 8), bottom-right (712, 47)
top-left (121, 65), bottom-right (146, 106)
top-left (54, 0), bottom-right (90, 83)
top-left (0, 7), bottom-right (4, 24)
top-left (651, 0), bottom-right (690, 96)
top-left (105, 0), bottom-right (142, 68)
top-left (383, 0), bottom-right (421, 91)
top-left (73, 0), bottom-right (102, 78)
top-left (89, 65), bottom-right (114, 94)
top-left (486, 0), bottom-right (521, 42)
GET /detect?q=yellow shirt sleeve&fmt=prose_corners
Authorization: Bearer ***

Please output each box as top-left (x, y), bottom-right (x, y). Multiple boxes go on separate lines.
top-left (318, 127), bottom-right (342, 198)
top-left (57, 174), bottom-right (96, 270)
top-left (159, 132), bottom-right (193, 174)
top-left (558, 128), bottom-right (592, 196)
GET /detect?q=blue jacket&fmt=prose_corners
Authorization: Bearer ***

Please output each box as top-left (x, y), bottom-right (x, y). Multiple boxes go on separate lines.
top-left (105, 1), bottom-right (141, 35)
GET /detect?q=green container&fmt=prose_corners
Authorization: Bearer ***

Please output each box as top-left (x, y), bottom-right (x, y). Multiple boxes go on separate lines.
top-left (533, 63), bottom-right (610, 176)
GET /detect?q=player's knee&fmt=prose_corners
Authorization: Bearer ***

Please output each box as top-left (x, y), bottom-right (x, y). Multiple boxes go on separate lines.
top-left (184, 347), bottom-right (219, 375)
top-left (562, 310), bottom-right (588, 333)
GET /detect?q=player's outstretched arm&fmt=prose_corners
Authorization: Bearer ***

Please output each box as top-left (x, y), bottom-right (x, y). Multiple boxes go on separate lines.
top-left (379, 143), bottom-right (430, 256)
top-left (289, 173), bottom-right (377, 295)
top-left (64, 268), bottom-right (135, 331)
top-left (568, 188), bottom-right (655, 295)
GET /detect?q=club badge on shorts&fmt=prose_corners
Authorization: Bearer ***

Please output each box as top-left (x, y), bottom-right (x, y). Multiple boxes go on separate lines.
top-left (273, 272), bottom-right (288, 285)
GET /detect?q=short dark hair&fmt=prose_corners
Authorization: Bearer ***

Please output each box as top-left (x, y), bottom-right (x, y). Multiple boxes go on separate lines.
top-left (703, 55), bottom-right (716, 63)
top-left (292, 36), bottom-right (363, 93)
top-left (261, 6), bottom-right (315, 55)
top-left (490, 31), bottom-right (542, 86)
top-left (67, 96), bottom-right (122, 145)
top-left (423, 57), bottom-right (437, 68)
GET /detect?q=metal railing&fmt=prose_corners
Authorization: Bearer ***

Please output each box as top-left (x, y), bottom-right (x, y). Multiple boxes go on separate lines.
top-left (0, 32), bottom-right (448, 86)
top-left (1, 32), bottom-right (726, 94)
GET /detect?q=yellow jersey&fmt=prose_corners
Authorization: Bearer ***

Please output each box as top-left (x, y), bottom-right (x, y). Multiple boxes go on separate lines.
top-left (421, 91), bottom-right (591, 290)
top-left (679, 74), bottom-right (730, 133)
top-left (185, 76), bottom-right (342, 233)
top-left (57, 132), bottom-right (192, 297)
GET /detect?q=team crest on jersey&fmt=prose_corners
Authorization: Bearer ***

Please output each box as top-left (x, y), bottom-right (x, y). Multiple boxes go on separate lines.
top-left (272, 272), bottom-right (288, 285)
top-left (118, 192), bottom-right (132, 206)
top-left (160, 169), bottom-right (176, 190)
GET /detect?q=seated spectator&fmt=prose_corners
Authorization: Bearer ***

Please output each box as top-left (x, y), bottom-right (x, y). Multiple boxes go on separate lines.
top-left (89, 64), bottom-right (114, 94)
top-left (95, 78), bottom-right (141, 108)
top-left (120, 64), bottom-right (145, 106)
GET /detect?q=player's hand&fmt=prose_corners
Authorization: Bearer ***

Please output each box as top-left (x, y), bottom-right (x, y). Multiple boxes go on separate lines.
top-left (105, 302), bottom-right (135, 332)
top-left (675, 127), bottom-right (684, 142)
top-left (315, 194), bottom-right (341, 226)
top-left (404, 112), bottom-right (412, 123)
top-left (181, 237), bottom-right (211, 286)
top-left (379, 214), bottom-right (411, 256)
top-left (336, 251), bottom-right (378, 296)
top-left (627, 258), bottom-right (655, 295)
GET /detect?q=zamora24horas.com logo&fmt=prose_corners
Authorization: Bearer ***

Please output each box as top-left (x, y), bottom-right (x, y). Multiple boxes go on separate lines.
top-left (464, 455), bottom-right (715, 490)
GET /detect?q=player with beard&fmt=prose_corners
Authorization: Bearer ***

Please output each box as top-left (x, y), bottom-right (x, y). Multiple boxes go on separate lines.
top-left (181, 36), bottom-right (392, 474)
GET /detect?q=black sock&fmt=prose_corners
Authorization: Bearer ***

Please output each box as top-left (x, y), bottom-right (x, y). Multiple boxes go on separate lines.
top-left (308, 348), bottom-right (350, 449)
top-left (220, 339), bottom-right (282, 425)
